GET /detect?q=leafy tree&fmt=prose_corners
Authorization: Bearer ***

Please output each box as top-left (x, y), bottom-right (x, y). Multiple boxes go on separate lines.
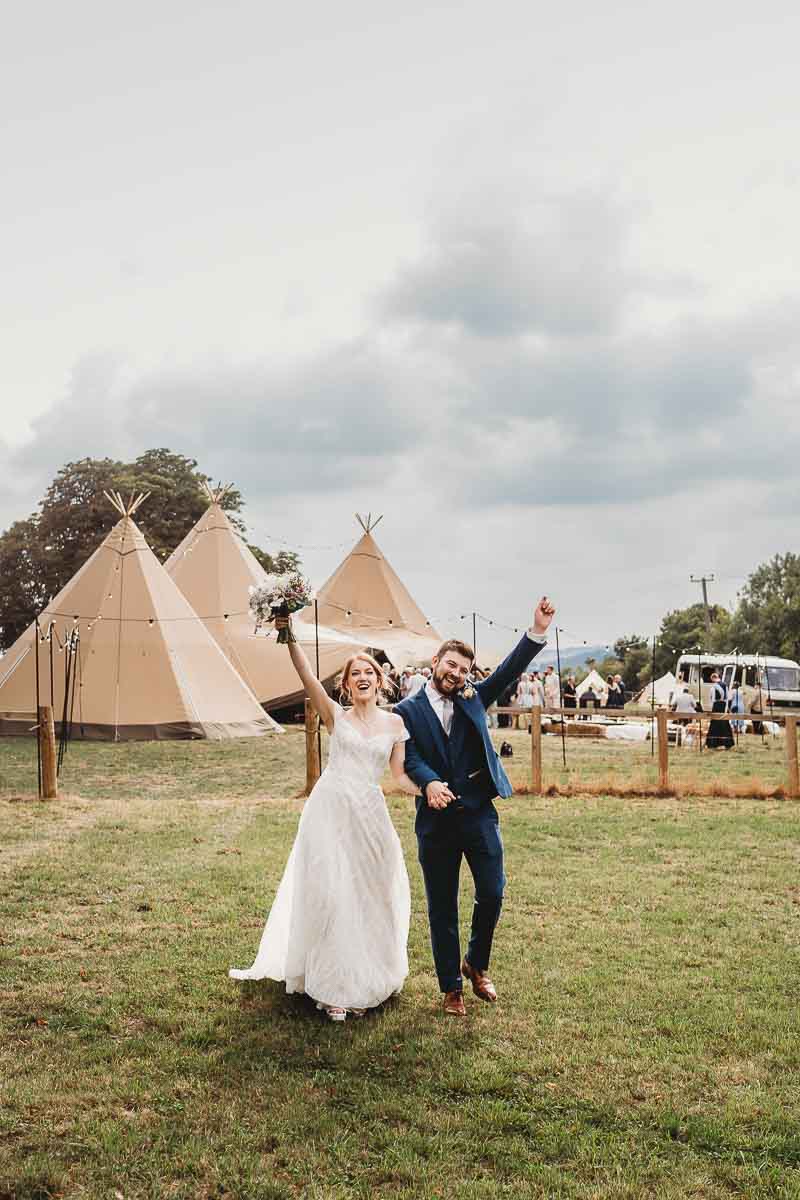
top-left (0, 518), bottom-right (47, 647)
top-left (613, 635), bottom-right (652, 692)
top-left (727, 553), bottom-right (800, 660)
top-left (654, 603), bottom-right (731, 676)
top-left (248, 545), bottom-right (301, 576)
top-left (0, 450), bottom-right (298, 650)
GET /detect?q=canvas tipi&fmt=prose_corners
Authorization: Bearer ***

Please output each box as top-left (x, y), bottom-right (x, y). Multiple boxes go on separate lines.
top-left (632, 670), bottom-right (676, 708)
top-left (165, 486), bottom-right (361, 710)
top-left (575, 668), bottom-right (607, 700)
top-left (298, 514), bottom-right (442, 668)
top-left (0, 492), bottom-right (279, 740)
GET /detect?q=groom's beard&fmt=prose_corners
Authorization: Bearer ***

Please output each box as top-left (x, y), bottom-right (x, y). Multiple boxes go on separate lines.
top-left (432, 666), bottom-right (460, 696)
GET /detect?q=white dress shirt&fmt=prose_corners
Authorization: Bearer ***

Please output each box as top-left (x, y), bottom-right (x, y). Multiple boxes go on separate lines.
top-left (425, 680), bottom-right (455, 736)
top-left (424, 630), bottom-right (547, 735)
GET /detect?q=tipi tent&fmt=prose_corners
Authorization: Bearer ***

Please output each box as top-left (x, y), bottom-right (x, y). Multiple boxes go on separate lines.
top-left (165, 487), bottom-right (361, 710)
top-left (575, 669), bottom-right (607, 700)
top-left (632, 671), bottom-right (676, 707)
top-left (298, 514), bottom-right (442, 668)
top-left (0, 492), bottom-right (279, 740)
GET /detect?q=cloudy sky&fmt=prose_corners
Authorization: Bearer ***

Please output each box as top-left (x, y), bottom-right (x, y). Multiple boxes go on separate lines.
top-left (2, 1), bottom-right (799, 655)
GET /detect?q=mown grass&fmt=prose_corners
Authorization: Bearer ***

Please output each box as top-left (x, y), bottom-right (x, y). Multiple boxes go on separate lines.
top-left (2, 729), bottom-right (800, 1199)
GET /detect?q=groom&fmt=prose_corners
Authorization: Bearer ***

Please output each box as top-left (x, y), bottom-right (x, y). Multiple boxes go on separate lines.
top-left (395, 597), bottom-right (555, 1016)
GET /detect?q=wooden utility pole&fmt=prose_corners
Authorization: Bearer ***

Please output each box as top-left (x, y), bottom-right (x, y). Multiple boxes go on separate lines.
top-left (786, 716), bottom-right (799, 800)
top-left (530, 706), bottom-right (542, 794)
top-left (304, 699), bottom-right (321, 796)
top-left (690, 574), bottom-right (715, 637)
top-left (38, 705), bottom-right (58, 799)
top-left (656, 709), bottom-right (669, 791)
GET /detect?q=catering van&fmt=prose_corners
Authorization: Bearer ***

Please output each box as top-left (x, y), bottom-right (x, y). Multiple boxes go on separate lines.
top-left (671, 653), bottom-right (800, 713)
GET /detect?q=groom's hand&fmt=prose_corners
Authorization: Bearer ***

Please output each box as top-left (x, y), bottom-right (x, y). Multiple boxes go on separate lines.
top-left (532, 596), bottom-right (556, 636)
top-left (426, 780), bottom-right (455, 810)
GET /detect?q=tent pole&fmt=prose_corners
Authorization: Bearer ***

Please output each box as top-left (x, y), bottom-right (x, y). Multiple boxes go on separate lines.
top-left (314, 598), bottom-right (322, 767)
top-left (555, 625), bottom-right (567, 769)
top-left (35, 617), bottom-right (42, 797)
top-left (651, 636), bottom-right (656, 757)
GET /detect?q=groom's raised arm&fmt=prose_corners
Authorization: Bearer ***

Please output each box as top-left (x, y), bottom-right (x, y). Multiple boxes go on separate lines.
top-left (477, 596), bottom-right (556, 708)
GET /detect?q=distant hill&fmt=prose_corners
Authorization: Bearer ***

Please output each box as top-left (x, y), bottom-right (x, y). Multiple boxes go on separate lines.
top-left (526, 643), bottom-right (611, 672)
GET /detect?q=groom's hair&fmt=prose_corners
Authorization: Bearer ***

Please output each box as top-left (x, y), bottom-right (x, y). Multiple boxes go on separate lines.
top-left (435, 639), bottom-right (475, 664)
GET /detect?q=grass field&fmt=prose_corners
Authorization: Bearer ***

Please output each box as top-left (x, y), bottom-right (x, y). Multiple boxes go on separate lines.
top-left (2, 729), bottom-right (800, 1199)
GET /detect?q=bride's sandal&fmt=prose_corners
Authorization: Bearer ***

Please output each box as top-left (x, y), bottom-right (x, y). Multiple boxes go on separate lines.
top-left (316, 1002), bottom-right (347, 1022)
top-left (348, 1007), bottom-right (367, 1019)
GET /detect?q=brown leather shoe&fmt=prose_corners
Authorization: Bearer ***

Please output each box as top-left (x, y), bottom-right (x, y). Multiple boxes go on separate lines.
top-left (443, 989), bottom-right (466, 1016)
top-left (462, 959), bottom-right (497, 1003)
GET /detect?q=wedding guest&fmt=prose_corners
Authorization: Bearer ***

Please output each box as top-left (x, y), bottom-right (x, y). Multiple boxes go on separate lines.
top-left (706, 672), bottom-right (734, 749)
top-left (513, 673), bottom-right (535, 710)
top-left (406, 667), bottom-right (426, 697)
top-left (613, 674), bottom-right (625, 705)
top-left (562, 676), bottom-right (577, 712)
top-left (604, 675), bottom-right (617, 708)
top-left (530, 671), bottom-right (545, 707)
top-left (543, 665), bottom-right (560, 709)
top-left (671, 687), bottom-right (697, 715)
top-left (729, 682), bottom-right (746, 735)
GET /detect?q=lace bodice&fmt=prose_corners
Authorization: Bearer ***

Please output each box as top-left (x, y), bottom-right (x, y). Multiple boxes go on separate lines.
top-left (326, 706), bottom-right (408, 786)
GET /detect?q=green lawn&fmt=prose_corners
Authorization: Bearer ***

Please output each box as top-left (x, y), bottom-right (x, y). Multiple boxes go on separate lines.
top-left (2, 730), bottom-right (799, 1199)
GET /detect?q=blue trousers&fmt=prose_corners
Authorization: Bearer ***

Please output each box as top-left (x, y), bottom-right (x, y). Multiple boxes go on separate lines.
top-left (417, 807), bottom-right (505, 993)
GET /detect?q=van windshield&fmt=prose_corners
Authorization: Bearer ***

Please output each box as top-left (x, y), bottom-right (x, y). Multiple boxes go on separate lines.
top-left (764, 666), bottom-right (800, 692)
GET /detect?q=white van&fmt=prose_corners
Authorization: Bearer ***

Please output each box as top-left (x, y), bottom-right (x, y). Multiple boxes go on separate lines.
top-left (671, 653), bottom-right (800, 713)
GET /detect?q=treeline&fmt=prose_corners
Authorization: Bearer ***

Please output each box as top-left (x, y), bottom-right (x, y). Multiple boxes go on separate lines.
top-left (597, 555), bottom-right (800, 696)
top-left (0, 450), bottom-right (299, 650)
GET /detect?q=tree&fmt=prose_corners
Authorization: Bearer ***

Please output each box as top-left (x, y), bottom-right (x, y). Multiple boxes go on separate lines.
top-left (248, 545), bottom-right (301, 576)
top-left (727, 553), bottom-right (800, 660)
top-left (0, 517), bottom-right (47, 647)
top-left (0, 450), bottom-right (298, 650)
top-left (654, 603), bottom-right (732, 677)
top-left (613, 635), bottom-right (652, 693)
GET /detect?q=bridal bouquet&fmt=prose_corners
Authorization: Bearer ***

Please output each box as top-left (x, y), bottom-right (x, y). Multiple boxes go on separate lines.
top-left (249, 572), bottom-right (312, 643)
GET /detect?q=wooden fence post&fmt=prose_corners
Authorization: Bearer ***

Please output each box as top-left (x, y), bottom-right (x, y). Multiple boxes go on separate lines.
top-left (786, 716), bottom-right (799, 800)
top-left (304, 699), bottom-right (321, 796)
top-left (530, 706), bottom-right (542, 795)
top-left (656, 709), bottom-right (669, 792)
top-left (38, 705), bottom-right (58, 800)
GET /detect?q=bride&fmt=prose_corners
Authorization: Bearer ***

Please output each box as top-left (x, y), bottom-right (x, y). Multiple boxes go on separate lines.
top-left (229, 617), bottom-right (418, 1021)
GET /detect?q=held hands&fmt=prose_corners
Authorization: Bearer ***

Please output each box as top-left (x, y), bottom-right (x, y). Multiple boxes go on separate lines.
top-left (425, 780), bottom-right (456, 810)
top-left (532, 596), bottom-right (556, 636)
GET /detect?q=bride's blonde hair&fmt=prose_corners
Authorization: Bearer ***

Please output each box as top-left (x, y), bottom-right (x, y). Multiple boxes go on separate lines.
top-left (339, 652), bottom-right (393, 704)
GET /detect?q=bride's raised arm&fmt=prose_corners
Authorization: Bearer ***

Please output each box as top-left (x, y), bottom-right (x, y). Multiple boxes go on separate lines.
top-left (277, 616), bottom-right (337, 733)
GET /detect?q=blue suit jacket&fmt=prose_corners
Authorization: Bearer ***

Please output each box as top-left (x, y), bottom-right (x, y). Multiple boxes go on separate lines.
top-left (395, 634), bottom-right (544, 834)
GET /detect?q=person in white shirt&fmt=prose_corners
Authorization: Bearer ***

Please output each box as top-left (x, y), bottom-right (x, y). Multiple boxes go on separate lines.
top-left (671, 687), bottom-right (697, 715)
top-left (543, 666), bottom-right (560, 710)
top-left (405, 668), bottom-right (426, 697)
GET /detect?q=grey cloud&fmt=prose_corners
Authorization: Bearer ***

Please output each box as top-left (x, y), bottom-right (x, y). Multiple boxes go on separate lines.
top-left (6, 339), bottom-right (445, 512)
top-left (378, 192), bottom-right (654, 339)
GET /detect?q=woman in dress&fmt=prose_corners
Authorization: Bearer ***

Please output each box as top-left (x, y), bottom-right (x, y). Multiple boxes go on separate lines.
top-left (562, 675), bottom-right (577, 713)
top-left (229, 619), bottom-right (418, 1021)
top-left (705, 672), bottom-right (734, 750)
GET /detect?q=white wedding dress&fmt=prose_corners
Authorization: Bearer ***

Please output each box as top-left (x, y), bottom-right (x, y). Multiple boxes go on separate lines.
top-left (230, 705), bottom-right (411, 1010)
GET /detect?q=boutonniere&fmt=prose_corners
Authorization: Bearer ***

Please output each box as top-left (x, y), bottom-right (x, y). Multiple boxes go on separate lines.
top-left (460, 683), bottom-right (476, 700)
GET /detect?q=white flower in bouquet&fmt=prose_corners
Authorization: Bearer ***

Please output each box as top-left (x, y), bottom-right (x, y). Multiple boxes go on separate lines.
top-left (249, 572), bottom-right (312, 643)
